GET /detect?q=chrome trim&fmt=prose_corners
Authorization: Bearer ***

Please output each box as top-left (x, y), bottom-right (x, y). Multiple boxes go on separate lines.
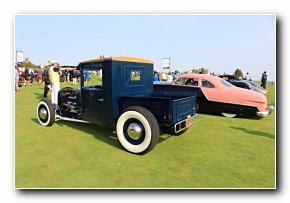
top-left (256, 105), bottom-right (274, 116)
top-left (39, 107), bottom-right (48, 120)
top-left (174, 114), bottom-right (200, 134)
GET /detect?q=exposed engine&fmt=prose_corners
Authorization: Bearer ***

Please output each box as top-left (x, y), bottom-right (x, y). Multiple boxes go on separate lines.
top-left (58, 87), bottom-right (82, 118)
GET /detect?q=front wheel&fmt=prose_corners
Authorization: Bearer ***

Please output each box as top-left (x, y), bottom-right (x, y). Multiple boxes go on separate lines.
top-left (116, 106), bottom-right (160, 154)
top-left (36, 99), bottom-right (55, 126)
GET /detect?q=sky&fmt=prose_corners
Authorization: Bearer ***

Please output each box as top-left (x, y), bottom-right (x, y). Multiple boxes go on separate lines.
top-left (15, 14), bottom-right (276, 81)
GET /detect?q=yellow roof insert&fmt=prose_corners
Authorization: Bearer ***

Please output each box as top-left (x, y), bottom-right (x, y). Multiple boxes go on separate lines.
top-left (80, 56), bottom-right (153, 64)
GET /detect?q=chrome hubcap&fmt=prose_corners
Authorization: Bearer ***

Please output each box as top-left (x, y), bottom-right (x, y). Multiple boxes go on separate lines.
top-left (39, 107), bottom-right (48, 120)
top-left (127, 123), bottom-right (142, 140)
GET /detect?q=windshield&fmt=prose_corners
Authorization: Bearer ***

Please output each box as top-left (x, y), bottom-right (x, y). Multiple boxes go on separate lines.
top-left (220, 79), bottom-right (234, 87)
top-left (248, 81), bottom-right (259, 87)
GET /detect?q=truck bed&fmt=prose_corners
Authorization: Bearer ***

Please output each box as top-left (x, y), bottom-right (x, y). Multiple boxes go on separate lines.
top-left (118, 91), bottom-right (197, 127)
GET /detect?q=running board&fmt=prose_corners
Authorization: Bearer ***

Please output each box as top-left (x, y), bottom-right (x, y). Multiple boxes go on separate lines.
top-left (55, 115), bottom-right (91, 124)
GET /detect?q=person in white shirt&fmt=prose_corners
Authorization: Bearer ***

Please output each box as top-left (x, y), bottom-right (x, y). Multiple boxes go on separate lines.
top-left (167, 72), bottom-right (173, 82)
top-left (245, 72), bottom-right (251, 81)
top-left (161, 72), bottom-right (167, 81)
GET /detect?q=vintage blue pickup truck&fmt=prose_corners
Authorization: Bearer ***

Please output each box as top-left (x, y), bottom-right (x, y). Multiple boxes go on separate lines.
top-left (36, 56), bottom-right (199, 154)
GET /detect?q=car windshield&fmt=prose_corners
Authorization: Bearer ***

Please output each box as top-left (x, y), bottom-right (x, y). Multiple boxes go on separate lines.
top-left (248, 81), bottom-right (267, 91)
top-left (220, 79), bottom-right (234, 87)
top-left (248, 81), bottom-right (259, 87)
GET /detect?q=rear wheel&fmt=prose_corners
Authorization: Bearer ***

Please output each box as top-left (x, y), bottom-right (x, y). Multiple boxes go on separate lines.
top-left (221, 112), bottom-right (237, 118)
top-left (116, 106), bottom-right (160, 154)
top-left (36, 99), bottom-right (55, 126)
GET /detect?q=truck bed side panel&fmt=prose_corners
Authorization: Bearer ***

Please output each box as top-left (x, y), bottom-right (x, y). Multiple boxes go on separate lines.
top-left (118, 93), bottom-right (197, 125)
top-left (118, 97), bottom-right (171, 122)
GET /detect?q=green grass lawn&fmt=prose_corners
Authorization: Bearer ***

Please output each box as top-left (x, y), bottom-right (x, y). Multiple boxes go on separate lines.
top-left (15, 76), bottom-right (276, 188)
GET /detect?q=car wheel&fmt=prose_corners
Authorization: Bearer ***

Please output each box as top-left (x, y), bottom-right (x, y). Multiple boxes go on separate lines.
top-left (116, 106), bottom-right (160, 154)
top-left (221, 112), bottom-right (237, 118)
top-left (36, 99), bottom-right (55, 126)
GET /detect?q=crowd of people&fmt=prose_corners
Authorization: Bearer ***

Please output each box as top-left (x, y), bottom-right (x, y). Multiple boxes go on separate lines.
top-left (15, 61), bottom-right (95, 105)
top-left (15, 61), bottom-right (61, 105)
top-left (153, 70), bottom-right (180, 82)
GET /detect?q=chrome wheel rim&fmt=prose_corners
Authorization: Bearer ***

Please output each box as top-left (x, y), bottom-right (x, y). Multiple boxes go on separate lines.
top-left (127, 123), bottom-right (143, 140)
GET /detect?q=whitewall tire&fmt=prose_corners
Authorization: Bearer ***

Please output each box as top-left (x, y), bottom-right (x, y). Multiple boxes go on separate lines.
top-left (36, 99), bottom-right (55, 126)
top-left (116, 106), bottom-right (159, 154)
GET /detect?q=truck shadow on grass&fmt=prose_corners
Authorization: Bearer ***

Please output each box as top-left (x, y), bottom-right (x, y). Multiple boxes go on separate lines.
top-left (31, 118), bottom-right (173, 152)
top-left (230, 126), bottom-right (275, 139)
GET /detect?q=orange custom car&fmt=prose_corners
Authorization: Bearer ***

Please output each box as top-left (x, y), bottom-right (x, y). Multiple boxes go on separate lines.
top-left (153, 74), bottom-right (274, 118)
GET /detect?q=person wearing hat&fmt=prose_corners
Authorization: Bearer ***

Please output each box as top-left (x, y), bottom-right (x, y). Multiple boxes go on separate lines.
top-left (43, 62), bottom-right (51, 98)
top-left (49, 61), bottom-right (60, 105)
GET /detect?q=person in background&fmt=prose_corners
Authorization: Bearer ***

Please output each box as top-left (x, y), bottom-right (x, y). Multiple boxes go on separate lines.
top-left (161, 72), bottom-right (167, 81)
top-left (85, 70), bottom-right (91, 84)
top-left (158, 72), bottom-right (162, 81)
top-left (49, 61), bottom-right (60, 105)
top-left (245, 72), bottom-right (251, 81)
top-left (153, 71), bottom-right (158, 81)
top-left (72, 69), bottom-right (78, 85)
top-left (167, 72), bottom-right (173, 82)
top-left (67, 69), bottom-right (70, 81)
top-left (172, 70), bottom-right (179, 80)
top-left (15, 64), bottom-right (20, 92)
top-left (261, 71), bottom-right (267, 89)
top-left (62, 69), bottom-right (66, 81)
top-left (37, 67), bottom-right (43, 85)
top-left (24, 66), bottom-right (31, 86)
top-left (43, 62), bottom-right (51, 98)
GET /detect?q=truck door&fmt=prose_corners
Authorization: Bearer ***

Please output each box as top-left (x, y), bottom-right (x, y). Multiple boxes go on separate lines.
top-left (81, 87), bottom-right (107, 127)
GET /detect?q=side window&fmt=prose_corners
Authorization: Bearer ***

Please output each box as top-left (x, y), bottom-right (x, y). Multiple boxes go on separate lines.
top-left (131, 70), bottom-right (141, 81)
top-left (202, 79), bottom-right (215, 88)
top-left (82, 63), bottom-right (103, 89)
top-left (174, 78), bottom-right (185, 85)
top-left (185, 78), bottom-right (198, 86)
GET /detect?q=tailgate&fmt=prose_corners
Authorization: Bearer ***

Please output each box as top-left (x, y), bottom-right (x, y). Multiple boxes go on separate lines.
top-left (150, 91), bottom-right (197, 124)
top-left (172, 96), bottom-right (197, 123)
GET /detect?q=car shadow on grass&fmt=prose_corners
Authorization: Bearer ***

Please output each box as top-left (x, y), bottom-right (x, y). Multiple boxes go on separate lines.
top-left (31, 118), bottom-right (173, 152)
top-left (198, 112), bottom-right (266, 120)
top-left (230, 126), bottom-right (275, 139)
